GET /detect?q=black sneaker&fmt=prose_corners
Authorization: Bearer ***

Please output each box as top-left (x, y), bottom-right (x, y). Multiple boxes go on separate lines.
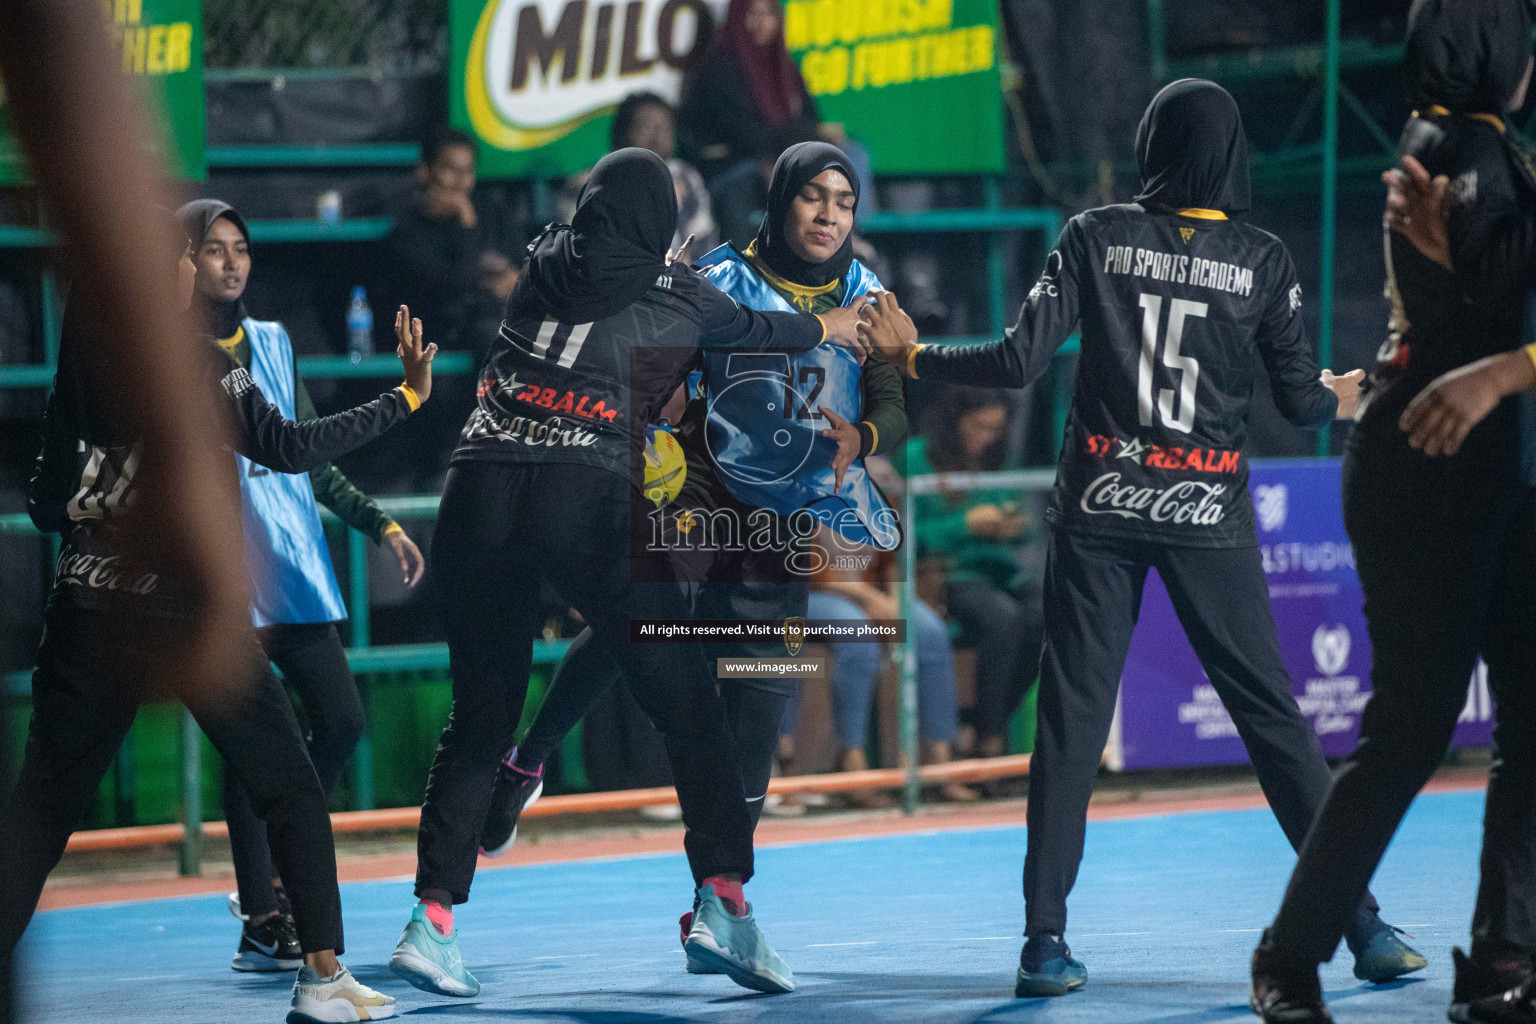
top-left (1451, 947), bottom-right (1534, 1023)
top-left (1015, 933), bottom-right (1087, 997)
top-left (479, 749), bottom-right (544, 857)
top-left (1467, 977), bottom-right (1536, 1024)
top-left (232, 913), bottom-right (303, 972)
top-left (1251, 933), bottom-right (1334, 1024)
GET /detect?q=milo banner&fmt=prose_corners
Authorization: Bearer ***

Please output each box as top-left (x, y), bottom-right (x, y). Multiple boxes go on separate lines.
top-left (451, 0), bottom-right (1004, 177)
top-left (786, 0), bottom-right (1005, 173)
top-left (0, 0), bottom-right (206, 185)
top-left (1116, 459), bottom-right (1495, 771)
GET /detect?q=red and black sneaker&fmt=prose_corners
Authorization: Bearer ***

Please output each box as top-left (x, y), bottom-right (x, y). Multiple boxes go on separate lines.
top-left (479, 749), bottom-right (543, 857)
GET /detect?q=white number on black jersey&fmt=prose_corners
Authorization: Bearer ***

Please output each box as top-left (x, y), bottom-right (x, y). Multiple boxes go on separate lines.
top-left (1137, 293), bottom-right (1208, 433)
top-left (531, 317), bottom-right (594, 368)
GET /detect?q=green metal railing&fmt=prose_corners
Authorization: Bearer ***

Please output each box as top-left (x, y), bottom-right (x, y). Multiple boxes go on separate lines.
top-left (1144, 0), bottom-right (1393, 458)
top-left (0, 196), bottom-right (1065, 385)
top-left (895, 466), bottom-right (1055, 810)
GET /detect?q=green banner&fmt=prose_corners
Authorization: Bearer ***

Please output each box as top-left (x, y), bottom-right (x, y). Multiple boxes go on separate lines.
top-left (0, 0), bottom-right (206, 185)
top-left (786, 0), bottom-right (1005, 174)
top-left (452, 0), bottom-right (721, 179)
top-left (451, 0), bottom-right (1003, 179)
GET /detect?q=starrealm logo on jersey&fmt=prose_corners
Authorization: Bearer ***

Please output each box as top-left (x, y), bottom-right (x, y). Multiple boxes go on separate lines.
top-left (1078, 472), bottom-right (1228, 525)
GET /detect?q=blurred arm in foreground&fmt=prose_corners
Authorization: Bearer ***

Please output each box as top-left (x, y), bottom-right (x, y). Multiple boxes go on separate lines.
top-left (0, 0), bottom-right (248, 689)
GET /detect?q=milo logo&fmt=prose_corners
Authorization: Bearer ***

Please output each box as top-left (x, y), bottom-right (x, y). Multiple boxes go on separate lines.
top-left (462, 0), bottom-right (723, 156)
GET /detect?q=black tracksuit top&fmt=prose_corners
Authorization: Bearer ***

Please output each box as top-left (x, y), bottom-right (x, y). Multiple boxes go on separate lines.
top-left (912, 203), bottom-right (1337, 548)
top-left (29, 338), bottom-right (415, 618)
top-left (453, 265), bottom-right (825, 480)
top-left (1362, 110), bottom-right (1536, 460)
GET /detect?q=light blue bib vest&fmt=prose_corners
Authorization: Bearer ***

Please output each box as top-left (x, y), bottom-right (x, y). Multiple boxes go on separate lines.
top-left (236, 319), bottom-right (348, 626)
top-left (696, 245), bottom-right (901, 550)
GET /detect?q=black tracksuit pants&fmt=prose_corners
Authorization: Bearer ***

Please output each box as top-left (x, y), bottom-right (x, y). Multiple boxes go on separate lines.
top-left (518, 609), bottom-right (798, 831)
top-left (415, 460), bottom-right (756, 902)
top-left (1269, 436), bottom-right (1536, 965)
top-left (1, 607), bottom-right (344, 955)
top-left (225, 622), bottom-right (364, 920)
top-left (516, 502), bottom-right (807, 833)
top-left (1026, 530), bottom-right (1380, 945)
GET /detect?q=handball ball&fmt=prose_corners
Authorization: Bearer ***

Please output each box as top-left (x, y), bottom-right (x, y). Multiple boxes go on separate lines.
top-left (644, 428), bottom-right (687, 507)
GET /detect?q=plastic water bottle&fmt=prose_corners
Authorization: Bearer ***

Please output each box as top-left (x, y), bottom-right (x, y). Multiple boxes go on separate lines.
top-left (346, 286), bottom-right (374, 363)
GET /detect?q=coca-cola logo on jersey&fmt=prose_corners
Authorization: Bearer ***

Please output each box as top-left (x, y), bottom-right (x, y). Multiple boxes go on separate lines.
top-left (54, 551), bottom-right (160, 595)
top-left (1079, 472), bottom-right (1228, 526)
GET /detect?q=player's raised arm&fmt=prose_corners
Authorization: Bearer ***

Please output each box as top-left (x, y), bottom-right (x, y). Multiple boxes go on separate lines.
top-left (694, 270), bottom-right (870, 357)
top-left (1254, 247), bottom-right (1355, 426)
top-left (861, 219), bottom-right (1085, 387)
top-left (226, 305), bottom-right (435, 474)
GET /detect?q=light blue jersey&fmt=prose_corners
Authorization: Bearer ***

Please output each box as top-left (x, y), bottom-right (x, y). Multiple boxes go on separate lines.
top-left (695, 244), bottom-right (900, 550)
top-left (236, 319), bottom-right (347, 625)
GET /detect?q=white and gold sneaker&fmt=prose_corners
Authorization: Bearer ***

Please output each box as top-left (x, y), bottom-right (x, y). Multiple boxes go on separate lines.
top-left (287, 964), bottom-right (397, 1023)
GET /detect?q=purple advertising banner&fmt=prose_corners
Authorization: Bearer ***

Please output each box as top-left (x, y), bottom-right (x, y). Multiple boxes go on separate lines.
top-left (1117, 458), bottom-right (1494, 771)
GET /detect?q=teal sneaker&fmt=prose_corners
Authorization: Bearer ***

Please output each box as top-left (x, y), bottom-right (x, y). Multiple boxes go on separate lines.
top-left (388, 905), bottom-right (480, 997)
top-left (1015, 933), bottom-right (1087, 997)
top-left (1351, 924), bottom-right (1428, 983)
top-left (682, 884), bottom-right (795, 994)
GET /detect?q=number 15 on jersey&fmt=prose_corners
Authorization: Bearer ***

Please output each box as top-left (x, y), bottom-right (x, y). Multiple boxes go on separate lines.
top-left (1137, 293), bottom-right (1208, 434)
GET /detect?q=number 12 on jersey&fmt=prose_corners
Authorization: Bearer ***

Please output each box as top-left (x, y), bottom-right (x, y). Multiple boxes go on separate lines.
top-left (1137, 293), bottom-right (1207, 433)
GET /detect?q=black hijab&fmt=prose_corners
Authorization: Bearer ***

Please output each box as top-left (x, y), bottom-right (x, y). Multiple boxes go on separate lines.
top-left (753, 141), bottom-right (860, 288)
top-left (1134, 79), bottom-right (1251, 216)
top-left (525, 148), bottom-right (676, 323)
top-left (176, 198), bottom-right (251, 339)
top-left (1403, 0), bottom-right (1532, 114)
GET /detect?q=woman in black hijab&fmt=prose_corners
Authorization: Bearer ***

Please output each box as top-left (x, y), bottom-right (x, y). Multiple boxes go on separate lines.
top-left (749, 140), bottom-right (859, 287)
top-left (855, 78), bottom-right (1425, 1000)
top-left (486, 139), bottom-right (914, 847)
top-left (397, 147), bottom-right (860, 999)
top-left (1134, 76), bottom-right (1251, 216)
top-left (525, 147), bottom-right (677, 323)
top-left (1254, 3), bottom-right (1536, 1022)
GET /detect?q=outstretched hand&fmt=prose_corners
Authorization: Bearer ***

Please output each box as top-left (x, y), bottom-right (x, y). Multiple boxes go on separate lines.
top-left (857, 290), bottom-right (919, 371)
top-left (1321, 368), bottom-right (1365, 420)
top-left (667, 233), bottom-right (695, 268)
top-left (1400, 350), bottom-right (1536, 457)
top-left (819, 406), bottom-right (860, 492)
top-left (820, 294), bottom-right (873, 362)
top-left (1383, 155), bottom-right (1451, 270)
top-left (395, 304), bottom-right (438, 403)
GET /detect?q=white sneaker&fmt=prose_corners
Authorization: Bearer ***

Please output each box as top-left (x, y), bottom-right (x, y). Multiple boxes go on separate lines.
top-left (288, 965), bottom-right (397, 1023)
top-left (638, 803), bottom-right (684, 822)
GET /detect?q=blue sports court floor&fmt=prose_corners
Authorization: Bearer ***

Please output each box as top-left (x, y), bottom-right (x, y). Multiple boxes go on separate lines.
top-left (16, 789), bottom-right (1486, 1023)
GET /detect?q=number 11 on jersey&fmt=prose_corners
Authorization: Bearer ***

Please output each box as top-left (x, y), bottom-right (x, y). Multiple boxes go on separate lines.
top-left (1137, 293), bottom-right (1208, 433)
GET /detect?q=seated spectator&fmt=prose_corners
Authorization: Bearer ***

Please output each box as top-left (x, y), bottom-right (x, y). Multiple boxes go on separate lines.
top-left (680, 0), bottom-right (850, 245)
top-left (558, 92), bottom-right (719, 258)
top-left (379, 127), bottom-right (515, 490)
top-left (780, 536), bottom-right (977, 807)
top-left (899, 387), bottom-right (1045, 760)
top-left (382, 127), bottom-right (517, 354)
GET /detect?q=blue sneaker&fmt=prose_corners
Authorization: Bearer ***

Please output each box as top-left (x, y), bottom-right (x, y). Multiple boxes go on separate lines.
top-left (682, 884), bottom-right (794, 994)
top-left (1350, 923), bottom-right (1428, 983)
top-left (1015, 933), bottom-right (1087, 997)
top-left (388, 905), bottom-right (480, 997)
